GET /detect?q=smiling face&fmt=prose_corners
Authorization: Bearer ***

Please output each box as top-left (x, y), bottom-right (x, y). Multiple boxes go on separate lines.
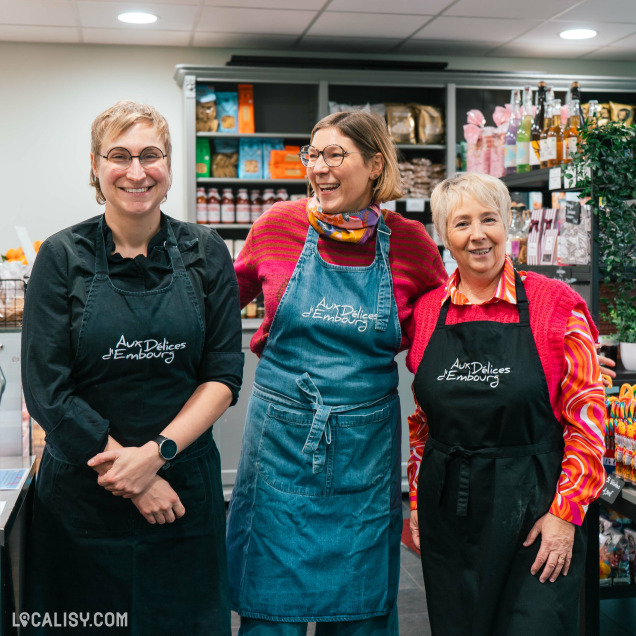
top-left (447, 194), bottom-right (507, 282)
top-left (307, 127), bottom-right (383, 214)
top-left (91, 122), bottom-right (170, 222)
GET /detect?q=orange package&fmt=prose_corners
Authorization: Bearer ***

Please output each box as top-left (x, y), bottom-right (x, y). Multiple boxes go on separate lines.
top-left (269, 147), bottom-right (305, 179)
top-left (238, 84), bottom-right (255, 134)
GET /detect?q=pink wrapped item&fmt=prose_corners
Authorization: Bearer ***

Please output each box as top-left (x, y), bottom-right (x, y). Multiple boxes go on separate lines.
top-left (489, 105), bottom-right (510, 178)
top-left (464, 109), bottom-right (486, 173)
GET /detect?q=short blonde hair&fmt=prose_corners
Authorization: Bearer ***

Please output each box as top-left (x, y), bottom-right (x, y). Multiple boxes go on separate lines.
top-left (90, 100), bottom-right (172, 204)
top-left (311, 110), bottom-right (403, 203)
top-left (430, 172), bottom-right (512, 248)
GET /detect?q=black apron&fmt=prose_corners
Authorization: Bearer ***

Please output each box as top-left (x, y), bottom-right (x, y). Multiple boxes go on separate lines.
top-left (413, 272), bottom-right (586, 636)
top-left (26, 218), bottom-right (230, 635)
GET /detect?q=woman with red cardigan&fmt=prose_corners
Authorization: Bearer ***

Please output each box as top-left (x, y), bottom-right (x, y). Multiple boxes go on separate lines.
top-left (406, 172), bottom-right (606, 636)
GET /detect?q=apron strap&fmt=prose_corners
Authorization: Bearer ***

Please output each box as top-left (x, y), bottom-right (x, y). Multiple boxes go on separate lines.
top-left (428, 436), bottom-right (564, 517)
top-left (374, 215), bottom-right (392, 333)
top-left (297, 373), bottom-right (333, 474)
top-left (95, 216), bottom-right (110, 279)
top-left (163, 220), bottom-right (187, 275)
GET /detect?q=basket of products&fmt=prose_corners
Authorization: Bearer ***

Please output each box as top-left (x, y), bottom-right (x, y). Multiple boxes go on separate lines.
top-left (0, 278), bottom-right (26, 329)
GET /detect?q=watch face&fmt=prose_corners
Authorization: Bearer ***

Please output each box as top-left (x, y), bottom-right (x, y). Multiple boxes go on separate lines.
top-left (160, 438), bottom-right (178, 460)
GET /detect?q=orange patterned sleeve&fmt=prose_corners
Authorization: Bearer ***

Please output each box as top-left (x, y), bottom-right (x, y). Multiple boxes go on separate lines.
top-left (549, 306), bottom-right (606, 525)
top-left (408, 387), bottom-right (429, 510)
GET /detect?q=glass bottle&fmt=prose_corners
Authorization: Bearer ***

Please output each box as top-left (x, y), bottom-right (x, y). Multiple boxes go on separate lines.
top-left (516, 86), bottom-right (533, 173)
top-left (504, 89), bottom-right (521, 176)
top-left (563, 99), bottom-right (582, 164)
top-left (530, 81), bottom-right (546, 168)
top-left (196, 187), bottom-right (207, 225)
top-left (507, 205), bottom-right (526, 264)
top-left (546, 98), bottom-right (564, 168)
top-left (539, 88), bottom-right (554, 169)
top-left (586, 99), bottom-right (599, 129)
top-left (569, 81), bottom-right (585, 124)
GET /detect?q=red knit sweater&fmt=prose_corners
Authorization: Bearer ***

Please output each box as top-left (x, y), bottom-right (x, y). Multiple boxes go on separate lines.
top-left (235, 198), bottom-right (448, 356)
top-left (406, 271), bottom-right (598, 423)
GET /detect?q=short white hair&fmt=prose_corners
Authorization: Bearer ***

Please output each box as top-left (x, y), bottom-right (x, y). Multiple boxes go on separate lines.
top-left (430, 172), bottom-right (512, 249)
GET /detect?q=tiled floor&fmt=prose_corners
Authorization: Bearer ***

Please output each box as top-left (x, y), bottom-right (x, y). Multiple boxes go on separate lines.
top-left (230, 496), bottom-right (431, 635)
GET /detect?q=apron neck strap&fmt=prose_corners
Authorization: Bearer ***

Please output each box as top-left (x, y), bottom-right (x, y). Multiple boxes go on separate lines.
top-left (437, 268), bottom-right (529, 326)
top-left (162, 219), bottom-right (187, 274)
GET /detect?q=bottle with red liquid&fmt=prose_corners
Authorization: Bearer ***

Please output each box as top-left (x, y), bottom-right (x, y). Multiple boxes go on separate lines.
top-left (207, 188), bottom-right (220, 224)
top-left (196, 187), bottom-right (207, 225)
top-left (250, 189), bottom-right (262, 223)
top-left (236, 188), bottom-right (251, 224)
top-left (221, 188), bottom-right (235, 224)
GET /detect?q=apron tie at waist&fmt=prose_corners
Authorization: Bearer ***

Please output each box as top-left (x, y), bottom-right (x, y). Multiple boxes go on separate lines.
top-left (297, 373), bottom-right (333, 474)
top-left (428, 436), bottom-right (564, 517)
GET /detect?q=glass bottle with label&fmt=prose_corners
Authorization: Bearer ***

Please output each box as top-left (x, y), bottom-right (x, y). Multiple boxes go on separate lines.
top-left (196, 187), bottom-right (207, 225)
top-left (530, 82), bottom-right (546, 168)
top-left (546, 99), bottom-right (564, 168)
top-left (586, 99), bottom-right (599, 129)
top-left (516, 86), bottom-right (533, 173)
top-left (504, 90), bottom-right (522, 176)
top-left (206, 188), bottom-right (220, 224)
top-left (236, 188), bottom-right (251, 224)
top-left (261, 188), bottom-right (276, 216)
top-left (250, 189), bottom-right (262, 223)
top-left (221, 188), bottom-right (236, 224)
top-left (569, 81), bottom-right (585, 124)
top-left (539, 88), bottom-right (554, 169)
top-left (507, 205), bottom-right (528, 265)
top-left (563, 99), bottom-right (582, 164)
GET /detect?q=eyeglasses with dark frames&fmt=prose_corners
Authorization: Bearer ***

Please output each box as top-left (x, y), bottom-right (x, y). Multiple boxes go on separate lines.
top-left (298, 144), bottom-right (361, 168)
top-left (99, 146), bottom-right (168, 169)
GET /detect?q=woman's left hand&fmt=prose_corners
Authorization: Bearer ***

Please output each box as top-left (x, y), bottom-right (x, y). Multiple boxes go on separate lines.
top-left (88, 443), bottom-right (165, 498)
top-left (523, 512), bottom-right (575, 583)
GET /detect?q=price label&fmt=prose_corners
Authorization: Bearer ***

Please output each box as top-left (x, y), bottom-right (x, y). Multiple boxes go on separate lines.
top-left (600, 472), bottom-right (625, 504)
top-left (405, 198), bottom-right (425, 212)
top-left (549, 167), bottom-right (562, 190)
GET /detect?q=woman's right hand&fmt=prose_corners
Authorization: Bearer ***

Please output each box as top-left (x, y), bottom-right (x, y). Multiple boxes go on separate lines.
top-left (131, 476), bottom-right (186, 525)
top-left (410, 509), bottom-right (420, 550)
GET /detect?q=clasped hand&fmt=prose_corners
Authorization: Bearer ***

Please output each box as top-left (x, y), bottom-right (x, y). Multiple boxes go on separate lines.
top-left (88, 443), bottom-right (165, 498)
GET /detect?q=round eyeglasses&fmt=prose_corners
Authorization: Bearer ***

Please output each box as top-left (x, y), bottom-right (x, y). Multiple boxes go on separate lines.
top-left (99, 146), bottom-right (167, 169)
top-left (298, 144), bottom-right (361, 168)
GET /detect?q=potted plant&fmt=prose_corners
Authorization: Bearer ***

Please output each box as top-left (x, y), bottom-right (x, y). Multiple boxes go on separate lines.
top-left (566, 121), bottom-right (636, 369)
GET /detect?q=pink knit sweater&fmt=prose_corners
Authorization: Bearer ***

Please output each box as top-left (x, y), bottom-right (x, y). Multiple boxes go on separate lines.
top-left (234, 198), bottom-right (448, 356)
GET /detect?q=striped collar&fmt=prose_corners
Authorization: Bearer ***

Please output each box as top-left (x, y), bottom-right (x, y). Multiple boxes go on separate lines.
top-left (442, 256), bottom-right (527, 306)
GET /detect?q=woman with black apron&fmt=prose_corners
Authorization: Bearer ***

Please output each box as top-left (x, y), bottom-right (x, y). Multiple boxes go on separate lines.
top-left (406, 173), bottom-right (606, 635)
top-left (21, 101), bottom-right (243, 635)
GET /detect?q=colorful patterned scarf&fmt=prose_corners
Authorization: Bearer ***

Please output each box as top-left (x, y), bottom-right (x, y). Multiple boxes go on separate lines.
top-left (306, 196), bottom-right (383, 244)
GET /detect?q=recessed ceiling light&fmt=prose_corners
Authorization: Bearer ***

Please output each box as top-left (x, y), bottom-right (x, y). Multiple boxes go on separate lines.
top-left (560, 28), bottom-right (597, 40)
top-left (118, 12), bottom-right (158, 24)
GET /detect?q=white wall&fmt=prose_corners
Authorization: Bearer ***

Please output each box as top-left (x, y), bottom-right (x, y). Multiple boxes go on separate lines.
top-left (1, 41), bottom-right (635, 254)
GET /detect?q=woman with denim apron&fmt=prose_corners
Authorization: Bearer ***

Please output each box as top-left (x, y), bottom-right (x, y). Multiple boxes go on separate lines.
top-left (22, 101), bottom-right (243, 635)
top-left (226, 111), bottom-right (448, 634)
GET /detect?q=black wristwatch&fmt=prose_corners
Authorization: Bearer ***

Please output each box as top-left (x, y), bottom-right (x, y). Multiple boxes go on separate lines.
top-left (153, 435), bottom-right (178, 461)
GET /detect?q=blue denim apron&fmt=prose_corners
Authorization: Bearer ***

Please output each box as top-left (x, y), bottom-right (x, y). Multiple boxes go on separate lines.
top-left (227, 216), bottom-right (402, 622)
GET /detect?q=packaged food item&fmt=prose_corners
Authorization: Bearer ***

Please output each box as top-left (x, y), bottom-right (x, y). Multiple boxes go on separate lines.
top-left (329, 102), bottom-right (387, 118)
top-left (238, 138), bottom-right (263, 179)
top-left (211, 138), bottom-right (238, 178)
top-left (196, 187), bottom-right (208, 224)
top-left (261, 139), bottom-right (285, 179)
top-left (385, 104), bottom-right (416, 144)
top-left (238, 84), bottom-right (255, 134)
top-left (409, 104), bottom-right (444, 144)
top-left (221, 188), bottom-right (235, 224)
top-left (598, 103), bottom-right (611, 127)
top-left (269, 147), bottom-right (304, 179)
top-left (250, 189), bottom-right (262, 223)
top-left (610, 101), bottom-right (635, 126)
top-left (216, 92), bottom-right (239, 133)
top-left (556, 197), bottom-right (590, 266)
top-left (236, 188), bottom-right (251, 224)
top-left (207, 188), bottom-right (221, 224)
top-left (196, 84), bottom-right (218, 133)
top-left (196, 138), bottom-right (211, 178)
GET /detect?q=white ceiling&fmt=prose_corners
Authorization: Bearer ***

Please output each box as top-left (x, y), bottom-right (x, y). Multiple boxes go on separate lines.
top-left (1, 0), bottom-right (635, 60)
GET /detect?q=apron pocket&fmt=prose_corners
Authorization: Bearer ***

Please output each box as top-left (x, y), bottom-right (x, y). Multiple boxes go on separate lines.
top-left (256, 404), bottom-right (327, 497)
top-left (330, 404), bottom-right (392, 494)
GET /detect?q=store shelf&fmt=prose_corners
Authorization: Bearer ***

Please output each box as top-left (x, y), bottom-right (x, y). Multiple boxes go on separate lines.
top-left (599, 585), bottom-right (636, 600)
top-left (206, 223), bottom-right (253, 230)
top-left (198, 132), bottom-right (308, 140)
top-left (395, 144), bottom-right (446, 150)
top-left (523, 264), bottom-right (592, 280)
top-left (197, 178), bottom-right (306, 185)
top-left (500, 167), bottom-right (582, 191)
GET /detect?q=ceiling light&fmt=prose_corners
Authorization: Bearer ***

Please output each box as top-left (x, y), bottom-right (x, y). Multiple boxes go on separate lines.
top-left (560, 28), bottom-right (597, 40)
top-left (118, 12), bottom-right (158, 24)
